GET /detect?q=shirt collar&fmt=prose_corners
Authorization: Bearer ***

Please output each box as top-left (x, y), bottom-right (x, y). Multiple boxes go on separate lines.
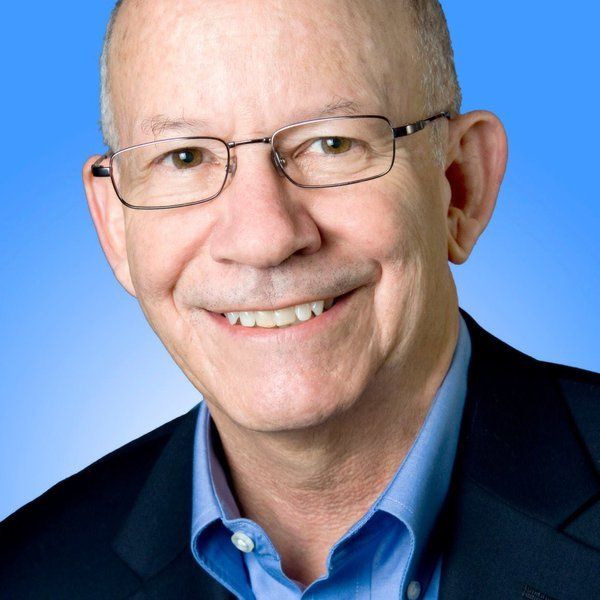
top-left (191, 399), bottom-right (235, 535)
top-left (374, 312), bottom-right (471, 558)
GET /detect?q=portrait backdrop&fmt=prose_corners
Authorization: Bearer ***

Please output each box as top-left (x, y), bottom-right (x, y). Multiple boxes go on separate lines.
top-left (1, 1), bottom-right (598, 520)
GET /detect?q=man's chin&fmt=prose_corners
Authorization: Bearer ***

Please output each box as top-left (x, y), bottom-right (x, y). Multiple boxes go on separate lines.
top-left (208, 389), bottom-right (354, 435)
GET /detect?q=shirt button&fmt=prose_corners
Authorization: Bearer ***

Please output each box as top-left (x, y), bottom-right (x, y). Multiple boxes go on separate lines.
top-left (407, 580), bottom-right (421, 600)
top-left (231, 531), bottom-right (255, 553)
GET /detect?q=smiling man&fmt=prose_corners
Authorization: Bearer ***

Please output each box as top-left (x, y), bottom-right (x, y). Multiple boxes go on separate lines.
top-left (1, 1), bottom-right (599, 599)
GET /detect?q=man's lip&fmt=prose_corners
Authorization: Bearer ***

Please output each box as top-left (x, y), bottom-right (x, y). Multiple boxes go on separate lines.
top-left (208, 290), bottom-right (354, 315)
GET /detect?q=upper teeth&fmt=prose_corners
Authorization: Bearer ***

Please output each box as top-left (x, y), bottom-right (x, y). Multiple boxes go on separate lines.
top-left (224, 297), bottom-right (335, 328)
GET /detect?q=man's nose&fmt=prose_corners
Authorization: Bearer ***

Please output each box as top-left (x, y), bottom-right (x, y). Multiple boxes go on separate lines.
top-left (208, 147), bottom-right (322, 268)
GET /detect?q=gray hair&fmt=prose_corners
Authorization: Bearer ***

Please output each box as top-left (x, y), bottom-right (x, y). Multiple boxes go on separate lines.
top-left (100, 0), bottom-right (461, 165)
top-left (99, 0), bottom-right (124, 152)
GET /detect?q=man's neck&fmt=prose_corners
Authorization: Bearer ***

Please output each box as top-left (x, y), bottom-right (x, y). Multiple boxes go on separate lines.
top-left (208, 304), bottom-right (459, 586)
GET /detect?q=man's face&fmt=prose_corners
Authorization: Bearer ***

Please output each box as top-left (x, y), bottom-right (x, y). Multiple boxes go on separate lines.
top-left (107, 0), bottom-right (453, 432)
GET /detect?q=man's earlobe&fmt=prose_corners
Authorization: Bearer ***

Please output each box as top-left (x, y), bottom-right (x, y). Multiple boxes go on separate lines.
top-left (444, 110), bottom-right (508, 265)
top-left (82, 155), bottom-right (137, 297)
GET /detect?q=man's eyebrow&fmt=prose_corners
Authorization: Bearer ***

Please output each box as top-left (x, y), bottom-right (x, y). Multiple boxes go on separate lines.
top-left (140, 115), bottom-right (210, 138)
top-left (315, 98), bottom-right (364, 118)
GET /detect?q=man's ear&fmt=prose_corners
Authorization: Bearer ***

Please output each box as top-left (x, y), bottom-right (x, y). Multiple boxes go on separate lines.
top-left (82, 155), bottom-right (137, 297)
top-left (444, 110), bottom-right (508, 265)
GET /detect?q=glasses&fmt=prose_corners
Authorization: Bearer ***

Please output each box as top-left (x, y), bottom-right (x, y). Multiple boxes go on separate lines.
top-left (92, 111), bottom-right (450, 210)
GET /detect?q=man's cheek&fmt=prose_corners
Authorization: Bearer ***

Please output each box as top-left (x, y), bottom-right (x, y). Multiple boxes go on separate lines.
top-left (125, 225), bottom-right (186, 300)
top-left (126, 242), bottom-right (179, 304)
top-left (367, 184), bottom-right (424, 263)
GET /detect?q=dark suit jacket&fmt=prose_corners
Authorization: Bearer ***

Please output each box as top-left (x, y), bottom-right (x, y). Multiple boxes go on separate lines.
top-left (1, 308), bottom-right (599, 599)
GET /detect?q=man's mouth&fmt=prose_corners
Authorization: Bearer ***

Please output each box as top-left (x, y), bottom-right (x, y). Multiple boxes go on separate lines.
top-left (219, 291), bottom-right (353, 329)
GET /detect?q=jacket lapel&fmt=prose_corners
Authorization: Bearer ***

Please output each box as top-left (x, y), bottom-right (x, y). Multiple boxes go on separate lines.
top-left (111, 404), bottom-right (233, 599)
top-left (440, 310), bottom-right (600, 599)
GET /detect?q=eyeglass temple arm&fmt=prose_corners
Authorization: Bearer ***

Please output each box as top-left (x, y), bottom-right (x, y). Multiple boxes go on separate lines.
top-left (91, 154), bottom-right (111, 177)
top-left (393, 111), bottom-right (451, 139)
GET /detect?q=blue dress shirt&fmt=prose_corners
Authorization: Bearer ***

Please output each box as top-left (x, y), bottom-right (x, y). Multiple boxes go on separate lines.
top-left (191, 312), bottom-right (472, 599)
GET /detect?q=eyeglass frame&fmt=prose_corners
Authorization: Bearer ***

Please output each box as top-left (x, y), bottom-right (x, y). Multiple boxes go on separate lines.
top-left (91, 111), bottom-right (451, 210)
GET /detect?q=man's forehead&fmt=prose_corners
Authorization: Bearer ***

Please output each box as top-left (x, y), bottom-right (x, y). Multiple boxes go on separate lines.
top-left (114, 0), bottom-right (412, 34)
top-left (110, 0), bottom-right (418, 143)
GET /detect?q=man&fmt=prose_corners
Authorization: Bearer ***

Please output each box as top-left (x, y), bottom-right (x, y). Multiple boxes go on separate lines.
top-left (1, 0), bottom-right (598, 598)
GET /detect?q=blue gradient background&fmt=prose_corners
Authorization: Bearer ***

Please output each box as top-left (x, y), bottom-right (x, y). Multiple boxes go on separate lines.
top-left (1, 2), bottom-right (598, 520)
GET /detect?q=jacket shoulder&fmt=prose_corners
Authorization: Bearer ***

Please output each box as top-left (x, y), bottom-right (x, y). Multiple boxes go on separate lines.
top-left (0, 407), bottom-right (197, 597)
top-left (539, 358), bottom-right (600, 385)
top-left (539, 359), bottom-right (600, 469)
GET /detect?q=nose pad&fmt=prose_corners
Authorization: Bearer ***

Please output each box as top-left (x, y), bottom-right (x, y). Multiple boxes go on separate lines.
top-left (227, 155), bottom-right (237, 177)
top-left (271, 150), bottom-right (286, 176)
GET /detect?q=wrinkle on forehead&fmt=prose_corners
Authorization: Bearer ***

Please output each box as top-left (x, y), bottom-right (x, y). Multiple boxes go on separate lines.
top-left (109, 0), bottom-right (417, 144)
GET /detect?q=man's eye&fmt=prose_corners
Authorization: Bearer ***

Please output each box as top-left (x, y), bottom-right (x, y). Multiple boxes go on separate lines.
top-left (167, 148), bottom-right (204, 169)
top-left (312, 137), bottom-right (354, 155)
